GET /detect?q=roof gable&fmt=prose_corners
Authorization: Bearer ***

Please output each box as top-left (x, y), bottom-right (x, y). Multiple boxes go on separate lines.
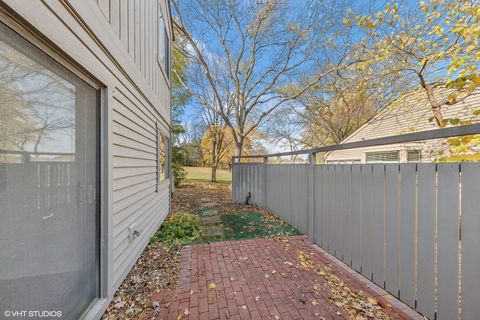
top-left (340, 87), bottom-right (480, 144)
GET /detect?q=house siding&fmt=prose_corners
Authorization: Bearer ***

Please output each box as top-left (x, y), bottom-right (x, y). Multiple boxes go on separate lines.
top-left (325, 88), bottom-right (480, 163)
top-left (0, 0), bottom-right (171, 318)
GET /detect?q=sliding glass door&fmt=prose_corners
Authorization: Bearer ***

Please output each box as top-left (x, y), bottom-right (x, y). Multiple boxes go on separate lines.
top-left (0, 22), bottom-right (99, 319)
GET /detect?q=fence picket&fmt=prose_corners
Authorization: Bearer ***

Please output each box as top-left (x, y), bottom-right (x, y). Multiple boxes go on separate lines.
top-left (399, 164), bottom-right (416, 308)
top-left (361, 165), bottom-right (373, 279)
top-left (385, 164), bottom-right (400, 297)
top-left (461, 163), bottom-right (480, 320)
top-left (372, 164), bottom-right (386, 288)
top-left (232, 161), bottom-right (478, 320)
top-left (351, 165), bottom-right (362, 272)
top-left (417, 164), bottom-right (436, 319)
top-left (437, 164), bottom-right (460, 320)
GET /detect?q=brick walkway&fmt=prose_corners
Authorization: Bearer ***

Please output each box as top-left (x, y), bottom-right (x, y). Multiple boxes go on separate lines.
top-left (152, 236), bottom-right (418, 320)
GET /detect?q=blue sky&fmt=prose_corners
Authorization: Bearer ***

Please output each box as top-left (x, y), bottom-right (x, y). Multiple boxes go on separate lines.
top-left (178, 0), bottom-right (422, 153)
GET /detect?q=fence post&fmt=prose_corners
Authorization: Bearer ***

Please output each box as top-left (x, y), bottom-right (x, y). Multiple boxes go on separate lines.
top-left (308, 152), bottom-right (316, 241)
top-left (262, 156), bottom-right (268, 208)
top-left (232, 156), bottom-right (237, 203)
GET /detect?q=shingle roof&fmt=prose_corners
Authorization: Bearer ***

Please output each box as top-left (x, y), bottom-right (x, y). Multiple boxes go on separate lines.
top-left (339, 87), bottom-right (480, 144)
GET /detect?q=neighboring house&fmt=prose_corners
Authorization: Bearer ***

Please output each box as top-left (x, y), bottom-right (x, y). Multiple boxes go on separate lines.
top-left (0, 1), bottom-right (172, 319)
top-left (324, 87), bottom-right (480, 164)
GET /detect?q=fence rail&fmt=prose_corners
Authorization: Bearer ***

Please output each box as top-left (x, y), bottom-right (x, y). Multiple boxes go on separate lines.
top-left (232, 124), bottom-right (480, 320)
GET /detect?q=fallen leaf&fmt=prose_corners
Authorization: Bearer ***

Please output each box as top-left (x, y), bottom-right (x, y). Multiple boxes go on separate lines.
top-left (208, 282), bottom-right (216, 289)
top-left (312, 299), bottom-right (319, 306)
top-left (271, 270), bottom-right (277, 274)
top-left (184, 308), bottom-right (189, 315)
top-left (241, 305), bottom-right (247, 310)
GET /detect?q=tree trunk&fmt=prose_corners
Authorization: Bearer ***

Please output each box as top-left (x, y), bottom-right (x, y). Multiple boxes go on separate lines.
top-left (234, 141), bottom-right (243, 157)
top-left (422, 83), bottom-right (444, 128)
top-left (211, 164), bottom-right (217, 182)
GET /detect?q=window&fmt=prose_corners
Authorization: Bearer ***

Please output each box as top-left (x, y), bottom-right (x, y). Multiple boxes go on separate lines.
top-left (0, 22), bottom-right (99, 318)
top-left (366, 151), bottom-right (399, 163)
top-left (407, 150), bottom-right (421, 163)
top-left (157, 14), bottom-right (170, 79)
top-left (326, 159), bottom-right (361, 164)
top-left (156, 124), bottom-right (169, 191)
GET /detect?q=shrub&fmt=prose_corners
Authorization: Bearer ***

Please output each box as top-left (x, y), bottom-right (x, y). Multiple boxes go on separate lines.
top-left (150, 212), bottom-right (201, 246)
top-left (172, 163), bottom-right (187, 188)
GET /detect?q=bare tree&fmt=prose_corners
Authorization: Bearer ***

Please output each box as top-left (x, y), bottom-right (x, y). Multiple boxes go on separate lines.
top-left (172, 0), bottom-right (352, 156)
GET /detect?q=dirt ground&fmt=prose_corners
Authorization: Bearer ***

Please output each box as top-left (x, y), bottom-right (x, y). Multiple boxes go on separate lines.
top-left (172, 180), bottom-right (272, 216)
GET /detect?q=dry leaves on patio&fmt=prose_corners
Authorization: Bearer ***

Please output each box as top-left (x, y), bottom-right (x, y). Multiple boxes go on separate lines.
top-left (296, 250), bottom-right (393, 320)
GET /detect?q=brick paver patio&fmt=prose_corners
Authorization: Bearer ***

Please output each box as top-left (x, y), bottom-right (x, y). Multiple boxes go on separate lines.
top-left (152, 236), bottom-right (419, 320)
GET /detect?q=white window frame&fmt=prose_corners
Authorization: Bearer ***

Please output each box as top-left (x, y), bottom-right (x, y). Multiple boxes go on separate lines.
top-left (407, 150), bottom-right (421, 163)
top-left (156, 123), bottom-right (169, 192)
top-left (157, 12), bottom-right (170, 81)
top-left (365, 151), bottom-right (400, 163)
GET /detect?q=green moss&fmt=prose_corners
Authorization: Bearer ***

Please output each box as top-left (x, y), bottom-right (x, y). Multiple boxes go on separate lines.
top-left (220, 212), bottom-right (300, 240)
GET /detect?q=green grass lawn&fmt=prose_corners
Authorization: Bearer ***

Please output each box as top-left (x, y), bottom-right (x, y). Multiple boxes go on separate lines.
top-left (183, 166), bottom-right (232, 183)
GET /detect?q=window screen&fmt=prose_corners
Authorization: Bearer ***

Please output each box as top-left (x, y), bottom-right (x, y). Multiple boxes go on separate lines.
top-left (157, 14), bottom-right (170, 79)
top-left (326, 159), bottom-right (361, 164)
top-left (407, 150), bottom-right (421, 162)
top-left (156, 125), bottom-right (168, 191)
top-left (366, 151), bottom-right (399, 163)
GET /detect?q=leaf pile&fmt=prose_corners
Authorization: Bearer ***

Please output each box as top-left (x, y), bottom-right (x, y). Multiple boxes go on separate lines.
top-left (296, 251), bottom-right (393, 320)
top-left (150, 212), bottom-right (201, 247)
top-left (102, 243), bottom-right (181, 320)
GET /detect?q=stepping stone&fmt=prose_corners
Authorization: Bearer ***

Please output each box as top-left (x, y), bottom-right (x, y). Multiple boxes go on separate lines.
top-left (199, 215), bottom-right (221, 225)
top-left (201, 202), bottom-right (217, 208)
top-left (202, 225), bottom-right (224, 237)
top-left (197, 207), bottom-right (218, 216)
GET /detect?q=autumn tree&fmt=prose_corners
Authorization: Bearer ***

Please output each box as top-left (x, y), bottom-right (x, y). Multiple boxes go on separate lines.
top-left (200, 125), bottom-right (235, 182)
top-left (266, 74), bottom-right (377, 155)
top-left (172, 0), bottom-right (352, 156)
top-left (351, 0), bottom-right (480, 127)
top-left (171, 31), bottom-right (192, 187)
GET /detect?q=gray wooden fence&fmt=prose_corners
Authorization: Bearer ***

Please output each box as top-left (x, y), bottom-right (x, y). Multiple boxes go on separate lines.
top-left (232, 161), bottom-right (480, 320)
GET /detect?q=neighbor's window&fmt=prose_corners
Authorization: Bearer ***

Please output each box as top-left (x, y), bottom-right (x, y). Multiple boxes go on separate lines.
top-left (326, 159), bottom-right (361, 164)
top-left (157, 14), bottom-right (170, 79)
top-left (407, 150), bottom-right (421, 163)
top-left (366, 151), bottom-right (399, 163)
